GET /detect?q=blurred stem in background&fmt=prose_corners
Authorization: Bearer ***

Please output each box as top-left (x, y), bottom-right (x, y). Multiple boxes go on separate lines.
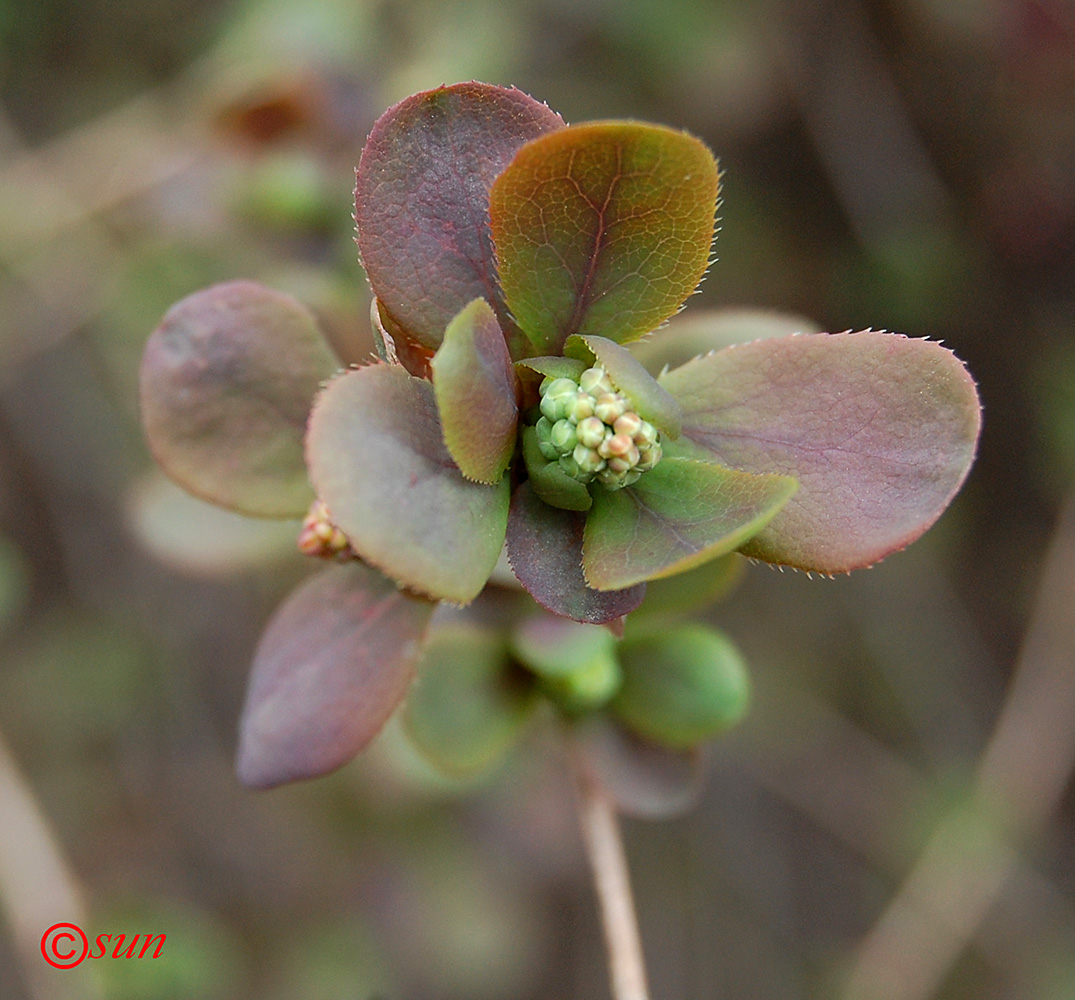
top-left (0, 732), bottom-right (101, 1000)
top-left (573, 756), bottom-right (651, 1000)
top-left (843, 490), bottom-right (1075, 1000)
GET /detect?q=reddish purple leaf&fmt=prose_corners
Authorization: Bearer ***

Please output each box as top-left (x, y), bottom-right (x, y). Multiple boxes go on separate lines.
top-left (306, 364), bottom-right (509, 604)
top-left (505, 482), bottom-right (645, 625)
top-left (140, 280), bottom-right (339, 517)
top-left (237, 561), bottom-right (435, 789)
top-left (355, 83), bottom-right (564, 351)
top-left (659, 331), bottom-right (982, 572)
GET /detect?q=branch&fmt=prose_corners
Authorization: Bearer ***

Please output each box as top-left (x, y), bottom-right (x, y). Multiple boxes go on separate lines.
top-left (572, 757), bottom-right (651, 1000)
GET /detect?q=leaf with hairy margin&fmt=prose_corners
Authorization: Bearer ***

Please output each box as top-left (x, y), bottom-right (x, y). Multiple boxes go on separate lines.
top-left (140, 280), bottom-right (338, 517)
top-left (490, 122), bottom-right (718, 354)
top-left (432, 298), bottom-right (519, 484)
top-left (565, 333), bottom-right (682, 438)
top-left (355, 83), bottom-right (563, 351)
top-left (306, 365), bottom-right (509, 603)
top-left (658, 331), bottom-right (982, 572)
top-left (237, 562), bottom-right (435, 788)
top-left (583, 458), bottom-right (797, 590)
top-left (505, 482), bottom-right (644, 624)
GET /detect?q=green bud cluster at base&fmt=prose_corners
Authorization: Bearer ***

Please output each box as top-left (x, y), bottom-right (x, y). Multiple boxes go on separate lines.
top-left (534, 367), bottom-right (662, 490)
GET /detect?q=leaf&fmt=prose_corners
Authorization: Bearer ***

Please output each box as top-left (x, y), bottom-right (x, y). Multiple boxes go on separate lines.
top-left (613, 625), bottom-right (751, 749)
top-left (401, 622), bottom-right (536, 777)
top-left (490, 121), bottom-right (718, 354)
top-left (565, 334), bottom-right (682, 438)
top-left (570, 714), bottom-right (702, 819)
top-left (521, 425), bottom-right (592, 512)
top-left (510, 613), bottom-right (621, 711)
top-left (658, 331), bottom-right (982, 572)
top-left (237, 562), bottom-right (435, 788)
top-left (583, 458), bottom-right (798, 590)
top-left (505, 482), bottom-right (645, 624)
top-left (371, 298), bottom-right (436, 378)
top-left (516, 355), bottom-right (588, 382)
top-left (628, 307), bottom-right (823, 376)
top-left (140, 281), bottom-right (339, 517)
top-left (306, 365), bottom-right (510, 603)
top-left (355, 83), bottom-right (564, 351)
top-left (431, 299), bottom-right (519, 483)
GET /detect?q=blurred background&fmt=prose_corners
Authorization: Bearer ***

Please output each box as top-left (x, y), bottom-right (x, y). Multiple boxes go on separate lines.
top-left (1, 0), bottom-right (1074, 997)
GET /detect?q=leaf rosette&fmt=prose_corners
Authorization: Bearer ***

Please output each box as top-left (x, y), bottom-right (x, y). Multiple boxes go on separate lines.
top-left (138, 82), bottom-right (982, 789)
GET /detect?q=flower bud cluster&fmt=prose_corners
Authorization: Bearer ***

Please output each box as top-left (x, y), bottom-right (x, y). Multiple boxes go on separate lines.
top-left (535, 367), bottom-right (662, 490)
top-left (297, 499), bottom-right (354, 560)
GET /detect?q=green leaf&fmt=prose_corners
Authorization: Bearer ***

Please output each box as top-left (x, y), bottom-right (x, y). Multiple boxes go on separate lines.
top-left (505, 482), bottom-right (645, 624)
top-left (306, 365), bottom-right (509, 603)
top-left (140, 281), bottom-right (338, 517)
top-left (510, 614), bottom-right (621, 711)
top-left (490, 121), bottom-right (718, 354)
top-left (628, 307), bottom-right (822, 376)
top-left (583, 457), bottom-right (798, 590)
top-left (569, 714), bottom-right (701, 819)
top-left (613, 624), bottom-right (751, 749)
top-left (431, 299), bottom-right (519, 483)
top-left (355, 83), bottom-right (564, 351)
top-left (566, 334), bottom-right (682, 438)
top-left (516, 355), bottom-right (588, 382)
top-left (402, 622), bottom-right (536, 777)
top-left (521, 426), bottom-right (592, 511)
top-left (237, 562), bottom-right (435, 788)
top-left (658, 331), bottom-right (982, 572)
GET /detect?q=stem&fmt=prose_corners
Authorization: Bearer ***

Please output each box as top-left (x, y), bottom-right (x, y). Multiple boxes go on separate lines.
top-left (572, 760), bottom-right (651, 1000)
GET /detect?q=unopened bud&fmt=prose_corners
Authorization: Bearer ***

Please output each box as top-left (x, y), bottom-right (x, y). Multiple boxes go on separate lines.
top-left (567, 392), bottom-right (596, 422)
top-left (579, 366), bottom-right (613, 396)
top-left (574, 443), bottom-right (606, 474)
top-left (550, 419), bottom-right (578, 452)
top-left (298, 500), bottom-right (354, 560)
top-left (614, 412), bottom-right (642, 438)
top-left (594, 393), bottom-right (626, 424)
top-left (576, 416), bottom-right (606, 449)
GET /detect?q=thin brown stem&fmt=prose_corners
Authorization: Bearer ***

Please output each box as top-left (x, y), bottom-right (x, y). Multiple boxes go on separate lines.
top-left (572, 759), bottom-right (651, 1000)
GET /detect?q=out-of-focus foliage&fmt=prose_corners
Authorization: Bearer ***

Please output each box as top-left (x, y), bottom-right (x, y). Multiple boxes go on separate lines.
top-left (1, 0), bottom-right (1074, 998)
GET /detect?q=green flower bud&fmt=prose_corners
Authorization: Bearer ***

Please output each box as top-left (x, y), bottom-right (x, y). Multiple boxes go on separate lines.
top-left (579, 366), bottom-right (613, 396)
top-left (598, 432), bottom-right (633, 459)
top-left (540, 377), bottom-right (578, 421)
top-left (574, 443), bottom-right (606, 474)
top-left (550, 418), bottom-right (578, 452)
top-left (613, 412), bottom-right (643, 438)
top-left (636, 442), bottom-right (662, 470)
top-left (634, 420), bottom-right (658, 447)
top-left (534, 370), bottom-right (664, 489)
top-left (567, 392), bottom-right (596, 422)
top-left (574, 416), bottom-right (604, 449)
top-left (558, 452), bottom-right (584, 479)
top-left (594, 393), bottom-right (626, 424)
